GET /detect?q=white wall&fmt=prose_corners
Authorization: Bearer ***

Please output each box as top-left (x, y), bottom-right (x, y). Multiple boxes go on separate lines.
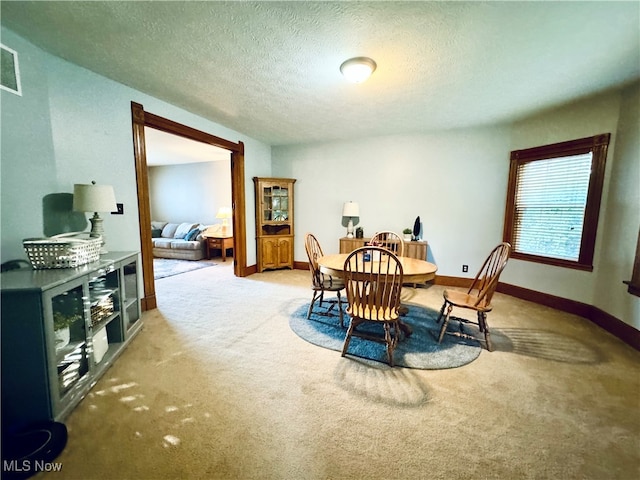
top-left (273, 87), bottom-right (640, 328)
top-left (148, 160), bottom-right (232, 225)
top-left (0, 28), bottom-right (58, 254)
top-left (273, 126), bottom-right (511, 275)
top-left (506, 86), bottom-right (640, 329)
top-left (505, 90), bottom-right (622, 303)
top-left (1, 26), bottom-right (271, 266)
top-left (594, 84), bottom-right (640, 328)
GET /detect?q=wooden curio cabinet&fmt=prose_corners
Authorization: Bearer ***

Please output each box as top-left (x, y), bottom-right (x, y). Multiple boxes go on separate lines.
top-left (253, 177), bottom-right (296, 272)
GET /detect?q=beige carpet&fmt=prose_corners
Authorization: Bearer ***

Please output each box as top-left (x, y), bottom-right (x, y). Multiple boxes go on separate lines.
top-left (36, 261), bottom-right (640, 479)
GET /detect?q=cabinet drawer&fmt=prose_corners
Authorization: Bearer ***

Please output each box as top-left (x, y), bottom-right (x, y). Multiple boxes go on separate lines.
top-left (208, 239), bottom-right (223, 248)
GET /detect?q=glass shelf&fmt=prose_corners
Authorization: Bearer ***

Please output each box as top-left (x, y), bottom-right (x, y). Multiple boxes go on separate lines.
top-left (262, 185), bottom-right (290, 222)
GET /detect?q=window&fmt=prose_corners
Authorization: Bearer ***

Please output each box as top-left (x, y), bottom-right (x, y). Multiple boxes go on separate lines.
top-left (503, 134), bottom-right (610, 271)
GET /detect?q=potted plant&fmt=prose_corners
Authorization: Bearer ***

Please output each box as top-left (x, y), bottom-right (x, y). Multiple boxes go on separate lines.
top-left (52, 296), bottom-right (83, 350)
top-left (402, 228), bottom-right (412, 241)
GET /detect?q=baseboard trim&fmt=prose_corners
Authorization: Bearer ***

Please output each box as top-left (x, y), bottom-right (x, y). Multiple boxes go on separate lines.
top-left (495, 281), bottom-right (639, 351)
top-left (246, 264), bottom-right (258, 275)
top-left (141, 294), bottom-right (156, 312)
top-left (496, 282), bottom-right (592, 317)
top-left (433, 275), bottom-right (473, 288)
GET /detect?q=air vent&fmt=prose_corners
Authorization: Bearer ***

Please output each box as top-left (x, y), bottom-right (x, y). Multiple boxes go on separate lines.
top-left (1, 44), bottom-right (22, 96)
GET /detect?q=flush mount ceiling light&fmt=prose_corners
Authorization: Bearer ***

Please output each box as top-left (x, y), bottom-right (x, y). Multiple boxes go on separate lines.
top-left (340, 57), bottom-right (377, 83)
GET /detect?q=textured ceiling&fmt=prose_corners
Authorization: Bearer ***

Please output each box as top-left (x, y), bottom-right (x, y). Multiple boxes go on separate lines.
top-left (2, 1), bottom-right (639, 146)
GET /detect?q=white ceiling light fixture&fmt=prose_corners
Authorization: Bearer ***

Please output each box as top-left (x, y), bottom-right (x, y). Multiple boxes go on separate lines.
top-left (340, 57), bottom-right (377, 83)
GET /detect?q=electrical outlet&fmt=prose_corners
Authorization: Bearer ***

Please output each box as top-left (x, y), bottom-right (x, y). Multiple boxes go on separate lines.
top-left (462, 264), bottom-right (468, 273)
top-left (112, 203), bottom-right (124, 215)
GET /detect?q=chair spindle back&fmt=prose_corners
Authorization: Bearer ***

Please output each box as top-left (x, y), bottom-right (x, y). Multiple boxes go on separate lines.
top-left (304, 233), bottom-right (325, 288)
top-left (467, 242), bottom-right (511, 308)
top-left (343, 247), bottom-right (404, 322)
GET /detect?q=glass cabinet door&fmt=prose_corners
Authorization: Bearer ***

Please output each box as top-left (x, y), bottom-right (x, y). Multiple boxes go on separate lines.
top-left (50, 285), bottom-right (89, 398)
top-left (262, 185), bottom-right (289, 222)
top-left (122, 260), bottom-right (141, 333)
top-left (88, 265), bottom-right (120, 333)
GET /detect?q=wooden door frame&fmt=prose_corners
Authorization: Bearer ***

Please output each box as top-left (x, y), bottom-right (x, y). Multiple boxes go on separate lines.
top-left (131, 101), bottom-right (248, 311)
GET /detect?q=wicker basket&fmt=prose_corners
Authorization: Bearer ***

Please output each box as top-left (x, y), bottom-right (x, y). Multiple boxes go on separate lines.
top-left (23, 232), bottom-right (102, 269)
top-left (91, 296), bottom-right (114, 326)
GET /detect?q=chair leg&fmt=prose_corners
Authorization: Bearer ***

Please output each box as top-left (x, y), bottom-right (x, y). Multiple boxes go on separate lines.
top-left (436, 300), bottom-right (446, 324)
top-left (383, 323), bottom-right (395, 367)
top-left (341, 320), bottom-right (357, 357)
top-left (307, 290), bottom-right (321, 319)
top-left (337, 291), bottom-right (344, 328)
top-left (437, 304), bottom-right (453, 344)
top-left (478, 311), bottom-right (493, 351)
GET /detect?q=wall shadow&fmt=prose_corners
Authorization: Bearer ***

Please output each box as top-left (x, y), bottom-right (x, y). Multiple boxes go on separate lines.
top-left (42, 193), bottom-right (87, 237)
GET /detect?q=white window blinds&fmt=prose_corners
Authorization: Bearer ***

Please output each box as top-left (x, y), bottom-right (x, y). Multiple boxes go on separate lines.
top-left (513, 153), bottom-right (592, 261)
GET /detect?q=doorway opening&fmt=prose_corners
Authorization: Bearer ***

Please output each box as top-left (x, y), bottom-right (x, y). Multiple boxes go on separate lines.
top-left (131, 102), bottom-right (248, 311)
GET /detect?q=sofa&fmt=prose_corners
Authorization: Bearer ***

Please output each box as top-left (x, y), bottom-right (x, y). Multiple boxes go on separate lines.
top-left (151, 221), bottom-right (208, 261)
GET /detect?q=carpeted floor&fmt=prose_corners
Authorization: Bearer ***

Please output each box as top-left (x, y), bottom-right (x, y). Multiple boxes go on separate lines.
top-left (153, 258), bottom-right (217, 279)
top-left (290, 303), bottom-right (481, 369)
top-left (36, 262), bottom-right (640, 480)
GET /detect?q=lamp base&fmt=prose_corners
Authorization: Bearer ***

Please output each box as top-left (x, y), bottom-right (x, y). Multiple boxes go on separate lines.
top-left (89, 213), bottom-right (108, 254)
top-left (346, 218), bottom-right (354, 239)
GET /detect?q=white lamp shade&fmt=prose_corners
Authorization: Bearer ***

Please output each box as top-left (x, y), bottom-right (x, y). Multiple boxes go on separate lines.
top-left (73, 183), bottom-right (117, 213)
top-left (342, 201), bottom-right (360, 217)
top-left (216, 207), bottom-right (232, 219)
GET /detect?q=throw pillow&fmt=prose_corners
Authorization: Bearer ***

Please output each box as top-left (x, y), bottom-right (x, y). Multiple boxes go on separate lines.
top-left (174, 222), bottom-right (197, 239)
top-left (151, 221), bottom-right (168, 230)
top-left (184, 228), bottom-right (200, 241)
top-left (161, 223), bottom-right (179, 239)
top-left (151, 228), bottom-right (162, 238)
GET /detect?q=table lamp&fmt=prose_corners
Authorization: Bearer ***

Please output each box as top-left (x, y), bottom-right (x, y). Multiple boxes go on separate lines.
top-left (342, 201), bottom-right (360, 238)
top-left (216, 206), bottom-right (232, 234)
top-left (73, 181), bottom-right (117, 253)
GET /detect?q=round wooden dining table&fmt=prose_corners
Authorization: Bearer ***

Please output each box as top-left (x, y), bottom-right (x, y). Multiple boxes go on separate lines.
top-left (317, 253), bottom-right (438, 336)
top-left (317, 253), bottom-right (437, 283)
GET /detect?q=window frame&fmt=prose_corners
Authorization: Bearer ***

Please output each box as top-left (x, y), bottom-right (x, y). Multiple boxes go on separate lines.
top-left (503, 133), bottom-right (610, 271)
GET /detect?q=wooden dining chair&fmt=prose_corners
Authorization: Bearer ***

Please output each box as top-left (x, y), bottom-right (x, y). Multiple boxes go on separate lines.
top-left (304, 233), bottom-right (345, 327)
top-left (436, 242), bottom-right (511, 351)
top-left (342, 246), bottom-right (404, 366)
top-left (370, 230), bottom-right (405, 257)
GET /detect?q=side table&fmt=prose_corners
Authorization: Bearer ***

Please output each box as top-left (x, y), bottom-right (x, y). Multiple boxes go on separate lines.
top-left (339, 237), bottom-right (427, 260)
top-left (205, 236), bottom-right (234, 262)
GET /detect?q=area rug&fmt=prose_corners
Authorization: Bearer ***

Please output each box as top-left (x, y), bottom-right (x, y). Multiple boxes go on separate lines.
top-left (153, 258), bottom-right (217, 279)
top-left (290, 303), bottom-right (481, 369)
